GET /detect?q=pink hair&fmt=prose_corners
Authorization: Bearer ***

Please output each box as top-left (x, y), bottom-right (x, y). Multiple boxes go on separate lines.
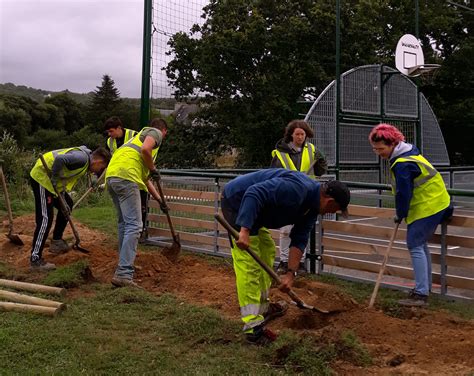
top-left (368, 123), bottom-right (405, 145)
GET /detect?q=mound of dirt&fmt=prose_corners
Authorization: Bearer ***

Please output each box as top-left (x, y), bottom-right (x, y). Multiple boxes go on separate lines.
top-left (2, 214), bottom-right (474, 375)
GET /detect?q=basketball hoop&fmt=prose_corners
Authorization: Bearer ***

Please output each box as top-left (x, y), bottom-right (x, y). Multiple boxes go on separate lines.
top-left (394, 35), bottom-right (441, 84)
top-left (407, 64), bottom-right (441, 84)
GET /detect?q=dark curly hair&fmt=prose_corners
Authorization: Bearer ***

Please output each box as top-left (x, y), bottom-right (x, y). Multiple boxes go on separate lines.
top-left (283, 120), bottom-right (314, 143)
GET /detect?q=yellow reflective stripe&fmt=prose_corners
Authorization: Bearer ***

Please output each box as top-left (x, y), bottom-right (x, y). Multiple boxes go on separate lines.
top-left (241, 304), bottom-right (261, 317)
top-left (307, 143), bottom-right (315, 167)
top-left (400, 156), bottom-right (438, 187)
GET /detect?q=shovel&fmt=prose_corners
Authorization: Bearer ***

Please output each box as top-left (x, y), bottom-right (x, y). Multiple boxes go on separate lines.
top-left (72, 169), bottom-right (106, 210)
top-left (215, 214), bottom-right (331, 314)
top-left (0, 162), bottom-right (24, 245)
top-left (368, 222), bottom-right (400, 308)
top-left (39, 154), bottom-right (89, 254)
top-left (152, 171), bottom-right (181, 261)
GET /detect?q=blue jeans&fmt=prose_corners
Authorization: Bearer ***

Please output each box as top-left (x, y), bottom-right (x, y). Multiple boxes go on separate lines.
top-left (107, 178), bottom-right (142, 280)
top-left (409, 243), bottom-right (432, 296)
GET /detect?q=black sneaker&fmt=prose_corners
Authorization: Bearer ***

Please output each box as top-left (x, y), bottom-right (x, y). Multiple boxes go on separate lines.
top-left (245, 325), bottom-right (278, 346)
top-left (276, 261), bottom-right (288, 275)
top-left (398, 290), bottom-right (428, 307)
top-left (263, 300), bottom-right (289, 324)
top-left (30, 259), bottom-right (56, 272)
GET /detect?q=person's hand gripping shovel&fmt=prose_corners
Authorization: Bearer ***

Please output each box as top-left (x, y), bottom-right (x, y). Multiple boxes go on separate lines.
top-left (150, 169), bottom-right (181, 262)
top-left (39, 154), bottom-right (89, 254)
top-left (215, 213), bottom-right (333, 315)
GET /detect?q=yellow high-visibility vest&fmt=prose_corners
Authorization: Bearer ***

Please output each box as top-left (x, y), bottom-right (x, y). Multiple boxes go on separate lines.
top-left (271, 142), bottom-right (315, 174)
top-left (105, 127), bottom-right (160, 191)
top-left (107, 128), bottom-right (137, 154)
top-left (30, 147), bottom-right (90, 195)
top-left (391, 154), bottom-right (450, 224)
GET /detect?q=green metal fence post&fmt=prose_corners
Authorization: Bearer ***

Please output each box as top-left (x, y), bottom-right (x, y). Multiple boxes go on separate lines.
top-left (140, 0), bottom-right (153, 128)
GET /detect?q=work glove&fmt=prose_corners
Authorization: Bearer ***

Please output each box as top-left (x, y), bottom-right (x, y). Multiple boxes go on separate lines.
top-left (150, 169), bottom-right (161, 181)
top-left (97, 183), bottom-right (106, 191)
top-left (393, 215), bottom-right (403, 224)
top-left (159, 200), bottom-right (170, 214)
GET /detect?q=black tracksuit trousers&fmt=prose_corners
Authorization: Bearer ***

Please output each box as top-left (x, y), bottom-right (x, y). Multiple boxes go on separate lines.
top-left (30, 178), bottom-right (73, 263)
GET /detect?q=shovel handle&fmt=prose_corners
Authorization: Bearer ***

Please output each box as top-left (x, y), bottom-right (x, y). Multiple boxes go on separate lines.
top-left (152, 173), bottom-right (179, 242)
top-left (72, 169), bottom-right (106, 210)
top-left (215, 214), bottom-right (282, 283)
top-left (215, 213), bottom-right (314, 305)
top-left (0, 165), bottom-right (14, 232)
top-left (368, 222), bottom-right (400, 308)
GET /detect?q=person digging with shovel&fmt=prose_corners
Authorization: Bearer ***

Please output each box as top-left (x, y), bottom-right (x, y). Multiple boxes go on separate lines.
top-left (369, 123), bottom-right (453, 307)
top-left (221, 169), bottom-right (350, 345)
top-left (105, 118), bottom-right (168, 289)
top-left (29, 146), bottom-right (111, 271)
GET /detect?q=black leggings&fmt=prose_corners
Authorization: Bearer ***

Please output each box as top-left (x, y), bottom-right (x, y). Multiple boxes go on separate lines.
top-left (30, 178), bottom-right (73, 262)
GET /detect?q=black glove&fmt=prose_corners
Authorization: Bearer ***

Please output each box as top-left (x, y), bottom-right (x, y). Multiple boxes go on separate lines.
top-left (150, 169), bottom-right (161, 181)
top-left (393, 215), bottom-right (403, 224)
top-left (159, 200), bottom-right (170, 213)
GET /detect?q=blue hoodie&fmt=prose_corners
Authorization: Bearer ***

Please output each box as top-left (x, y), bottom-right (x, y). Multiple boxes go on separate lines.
top-left (222, 169), bottom-right (321, 252)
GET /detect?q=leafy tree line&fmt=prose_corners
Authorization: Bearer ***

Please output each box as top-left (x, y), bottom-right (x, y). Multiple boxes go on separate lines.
top-left (0, 74), bottom-right (219, 182)
top-left (165, 0), bottom-right (474, 166)
top-left (0, 75), bottom-right (140, 151)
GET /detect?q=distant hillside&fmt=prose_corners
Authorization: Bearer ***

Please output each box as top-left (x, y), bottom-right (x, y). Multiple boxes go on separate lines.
top-left (0, 82), bottom-right (93, 105)
top-left (0, 82), bottom-right (178, 109)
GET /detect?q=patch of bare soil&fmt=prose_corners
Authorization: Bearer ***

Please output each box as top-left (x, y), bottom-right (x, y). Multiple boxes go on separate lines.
top-left (2, 214), bottom-right (474, 375)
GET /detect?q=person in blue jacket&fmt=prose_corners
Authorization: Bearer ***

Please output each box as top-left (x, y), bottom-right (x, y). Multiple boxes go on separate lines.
top-left (221, 169), bottom-right (350, 345)
top-left (369, 123), bottom-right (453, 307)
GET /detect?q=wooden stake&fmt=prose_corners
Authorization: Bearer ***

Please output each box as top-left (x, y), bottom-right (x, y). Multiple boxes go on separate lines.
top-left (0, 302), bottom-right (61, 316)
top-left (0, 279), bottom-right (66, 296)
top-left (0, 289), bottom-right (66, 310)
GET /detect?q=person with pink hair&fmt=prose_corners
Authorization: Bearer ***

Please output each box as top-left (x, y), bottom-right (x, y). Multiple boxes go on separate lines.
top-left (369, 123), bottom-right (453, 307)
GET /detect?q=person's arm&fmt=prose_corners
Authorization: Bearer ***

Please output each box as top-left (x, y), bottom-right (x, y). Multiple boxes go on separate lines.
top-left (141, 136), bottom-right (158, 172)
top-left (145, 180), bottom-right (161, 202)
top-left (313, 149), bottom-right (328, 177)
top-left (279, 246), bottom-right (303, 292)
top-left (393, 162), bottom-right (420, 220)
top-left (50, 150), bottom-right (89, 187)
top-left (236, 227), bottom-right (250, 250)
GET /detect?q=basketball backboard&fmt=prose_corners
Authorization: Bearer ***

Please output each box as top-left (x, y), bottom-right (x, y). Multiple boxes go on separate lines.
top-left (395, 34), bottom-right (424, 76)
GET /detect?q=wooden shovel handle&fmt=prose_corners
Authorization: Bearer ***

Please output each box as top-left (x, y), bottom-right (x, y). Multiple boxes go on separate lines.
top-left (368, 222), bottom-right (400, 308)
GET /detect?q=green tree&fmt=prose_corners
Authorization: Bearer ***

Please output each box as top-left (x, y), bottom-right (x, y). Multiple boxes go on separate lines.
top-left (87, 74), bottom-right (122, 128)
top-left (45, 93), bottom-right (85, 134)
top-left (0, 102), bottom-right (31, 145)
top-left (166, 0), bottom-right (472, 167)
top-left (31, 103), bottom-right (65, 131)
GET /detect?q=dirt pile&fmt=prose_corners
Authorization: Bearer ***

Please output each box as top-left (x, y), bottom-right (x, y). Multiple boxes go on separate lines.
top-left (2, 214), bottom-right (474, 375)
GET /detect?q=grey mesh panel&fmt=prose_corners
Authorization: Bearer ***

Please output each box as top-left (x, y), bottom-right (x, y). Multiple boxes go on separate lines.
top-left (452, 171), bottom-right (474, 190)
top-left (339, 123), bottom-right (378, 164)
top-left (384, 68), bottom-right (418, 118)
top-left (341, 65), bottom-right (380, 114)
top-left (420, 94), bottom-right (450, 166)
top-left (304, 64), bottom-right (450, 179)
top-left (305, 83), bottom-right (336, 166)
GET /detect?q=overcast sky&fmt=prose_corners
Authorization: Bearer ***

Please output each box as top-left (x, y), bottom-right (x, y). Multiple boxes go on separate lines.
top-left (0, 0), bottom-right (145, 97)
